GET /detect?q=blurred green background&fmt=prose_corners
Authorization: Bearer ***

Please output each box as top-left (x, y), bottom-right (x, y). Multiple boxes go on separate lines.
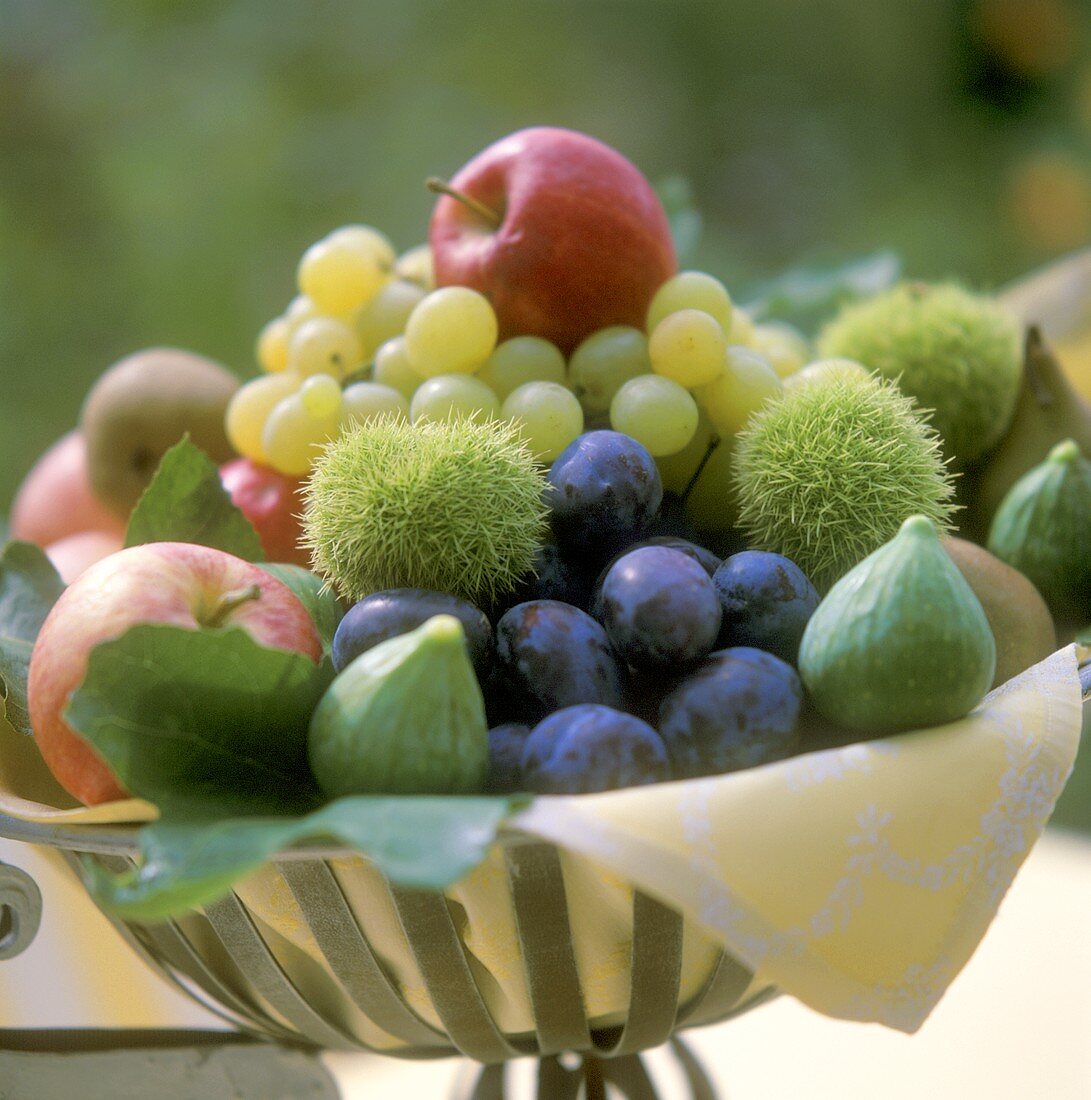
top-left (2, 0), bottom-right (1090, 823)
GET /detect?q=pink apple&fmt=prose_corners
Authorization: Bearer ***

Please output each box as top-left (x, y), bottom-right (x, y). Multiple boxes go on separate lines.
top-left (45, 529), bottom-right (125, 584)
top-left (219, 457), bottom-right (310, 567)
top-left (27, 542), bottom-right (323, 806)
top-left (11, 430), bottom-right (127, 547)
top-left (428, 127), bottom-right (677, 355)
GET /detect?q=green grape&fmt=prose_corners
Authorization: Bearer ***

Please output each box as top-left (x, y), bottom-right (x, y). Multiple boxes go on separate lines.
top-left (286, 294), bottom-right (320, 324)
top-left (567, 326), bottom-right (651, 416)
top-left (341, 381), bottom-right (410, 426)
top-left (646, 270), bottom-right (734, 332)
top-left (501, 381), bottom-right (584, 463)
top-left (783, 357), bottom-right (871, 392)
top-left (696, 347), bottom-right (782, 437)
top-left (610, 374), bottom-right (699, 457)
top-left (410, 373), bottom-right (500, 423)
top-left (648, 308), bottom-right (727, 389)
top-left (656, 411), bottom-right (716, 494)
top-left (298, 226), bottom-right (392, 315)
top-left (405, 287), bottom-right (498, 377)
top-left (300, 373), bottom-right (344, 418)
top-left (750, 322), bottom-right (810, 379)
top-left (262, 391), bottom-right (342, 476)
top-left (354, 279), bottom-right (426, 360)
top-left (288, 316), bottom-right (362, 380)
top-left (256, 316), bottom-right (292, 373)
top-left (728, 308), bottom-right (755, 346)
top-left (394, 244), bottom-right (434, 290)
top-left (373, 336), bottom-right (422, 401)
top-left (683, 434), bottom-right (739, 533)
top-left (478, 336), bottom-right (567, 401)
top-left (224, 372), bottom-right (303, 463)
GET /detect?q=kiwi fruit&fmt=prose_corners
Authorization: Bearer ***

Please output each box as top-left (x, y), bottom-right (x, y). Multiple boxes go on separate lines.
top-left (942, 536), bottom-right (1056, 688)
top-left (82, 348), bottom-right (239, 518)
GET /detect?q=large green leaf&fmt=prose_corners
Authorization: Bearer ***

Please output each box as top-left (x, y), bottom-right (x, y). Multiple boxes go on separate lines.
top-left (0, 540), bottom-right (66, 734)
top-left (66, 620), bottom-right (522, 920)
top-left (65, 623), bottom-right (332, 814)
top-left (125, 437), bottom-right (264, 561)
top-left (82, 794), bottom-right (524, 922)
top-left (258, 562), bottom-right (344, 655)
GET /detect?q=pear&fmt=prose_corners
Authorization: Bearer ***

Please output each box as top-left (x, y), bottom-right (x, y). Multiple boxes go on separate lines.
top-left (942, 537), bottom-right (1056, 688)
top-left (963, 327), bottom-right (1091, 538)
top-left (81, 348), bottom-right (239, 518)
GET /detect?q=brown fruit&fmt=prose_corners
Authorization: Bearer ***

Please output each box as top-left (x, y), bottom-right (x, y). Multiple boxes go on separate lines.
top-left (962, 328), bottom-right (1091, 539)
top-left (942, 536), bottom-right (1056, 688)
top-left (81, 348), bottom-right (239, 518)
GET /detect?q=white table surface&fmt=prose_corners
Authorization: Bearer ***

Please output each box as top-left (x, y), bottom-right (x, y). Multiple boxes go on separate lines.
top-left (2, 828), bottom-right (1090, 1098)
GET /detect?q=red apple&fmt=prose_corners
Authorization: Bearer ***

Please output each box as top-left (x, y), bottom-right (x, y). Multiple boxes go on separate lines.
top-left (428, 127), bottom-right (677, 355)
top-left (220, 457), bottom-right (310, 567)
top-left (11, 430), bottom-right (127, 547)
top-left (27, 542), bottom-right (323, 806)
top-left (45, 529), bottom-right (125, 584)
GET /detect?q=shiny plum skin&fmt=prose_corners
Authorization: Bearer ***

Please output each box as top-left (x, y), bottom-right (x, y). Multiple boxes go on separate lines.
top-left (600, 546), bottom-right (722, 669)
top-left (546, 431), bottom-right (663, 566)
top-left (332, 588), bottom-right (493, 677)
top-left (713, 551), bottom-right (820, 665)
top-left (522, 704), bottom-right (670, 794)
top-left (495, 600), bottom-right (626, 722)
top-left (658, 646), bottom-right (802, 778)
top-left (590, 535), bottom-right (722, 621)
top-left (485, 722), bottom-right (532, 794)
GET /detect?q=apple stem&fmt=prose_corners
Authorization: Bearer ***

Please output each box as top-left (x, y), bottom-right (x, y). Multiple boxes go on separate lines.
top-left (426, 177), bottom-right (502, 228)
top-left (203, 583), bottom-right (262, 628)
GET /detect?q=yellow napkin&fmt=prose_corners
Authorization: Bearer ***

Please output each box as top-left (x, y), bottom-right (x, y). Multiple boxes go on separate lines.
top-left (512, 645), bottom-right (1082, 1032)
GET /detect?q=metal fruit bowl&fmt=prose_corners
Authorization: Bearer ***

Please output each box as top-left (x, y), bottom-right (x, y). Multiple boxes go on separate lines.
top-left (0, 812), bottom-right (770, 1098)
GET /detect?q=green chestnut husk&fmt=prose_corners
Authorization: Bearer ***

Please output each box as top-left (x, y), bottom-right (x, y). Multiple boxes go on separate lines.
top-left (986, 438), bottom-right (1091, 625)
top-left (308, 614), bottom-right (488, 798)
top-left (799, 514), bottom-right (996, 733)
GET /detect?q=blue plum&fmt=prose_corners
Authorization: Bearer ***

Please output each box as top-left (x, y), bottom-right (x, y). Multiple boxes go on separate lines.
top-left (658, 646), bottom-right (802, 778)
top-left (713, 551), bottom-right (819, 665)
top-left (493, 541), bottom-right (593, 617)
top-left (333, 588), bottom-right (493, 678)
top-left (546, 431), bottom-right (663, 565)
top-left (522, 704), bottom-right (670, 794)
top-left (495, 600), bottom-right (626, 721)
top-left (600, 546), bottom-right (722, 669)
top-left (485, 723), bottom-right (532, 794)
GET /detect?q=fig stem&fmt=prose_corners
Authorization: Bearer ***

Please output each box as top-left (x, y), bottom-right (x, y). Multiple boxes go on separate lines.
top-left (203, 584), bottom-right (262, 628)
top-left (426, 177), bottom-right (502, 228)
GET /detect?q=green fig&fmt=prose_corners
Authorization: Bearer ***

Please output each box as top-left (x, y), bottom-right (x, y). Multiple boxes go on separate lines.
top-left (799, 515), bottom-right (996, 733)
top-left (986, 438), bottom-right (1091, 624)
top-left (307, 614), bottom-right (488, 798)
top-left (82, 347), bottom-right (239, 518)
top-left (963, 329), bottom-right (1091, 538)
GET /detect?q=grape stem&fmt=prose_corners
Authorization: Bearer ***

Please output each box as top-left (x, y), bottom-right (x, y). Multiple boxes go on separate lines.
top-left (680, 435), bottom-right (721, 504)
top-left (426, 177), bottom-right (502, 228)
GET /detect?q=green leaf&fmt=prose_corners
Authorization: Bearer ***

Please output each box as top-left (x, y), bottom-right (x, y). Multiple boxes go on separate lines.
top-left (125, 437), bottom-right (264, 561)
top-left (0, 541), bottom-right (66, 734)
top-left (656, 175), bottom-right (702, 267)
top-left (259, 563), bottom-right (344, 655)
top-left (82, 794), bottom-right (525, 922)
top-left (747, 251), bottom-right (902, 334)
top-left (65, 623), bottom-right (333, 815)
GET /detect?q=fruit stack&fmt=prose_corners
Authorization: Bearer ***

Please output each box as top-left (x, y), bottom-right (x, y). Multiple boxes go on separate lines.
top-left (0, 127), bottom-right (1083, 1046)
